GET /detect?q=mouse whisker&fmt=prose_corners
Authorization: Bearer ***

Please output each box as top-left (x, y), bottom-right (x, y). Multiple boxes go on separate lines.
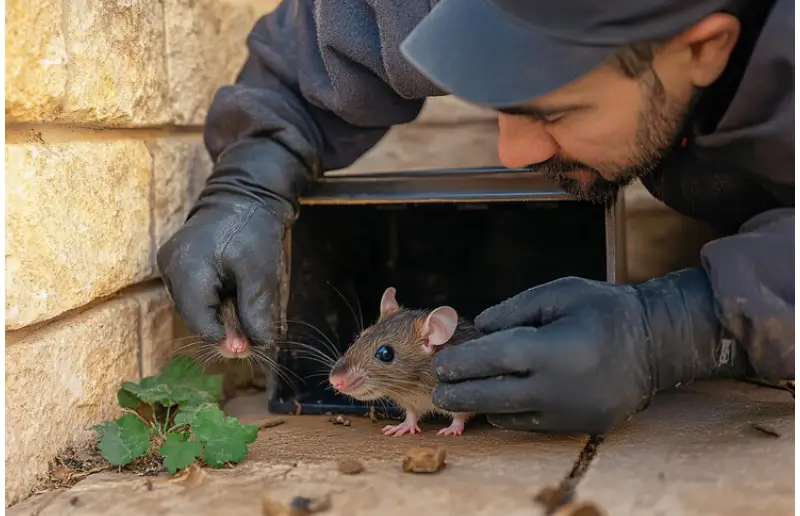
top-left (275, 319), bottom-right (339, 356)
top-left (249, 347), bottom-right (305, 390)
top-left (277, 343), bottom-right (335, 366)
top-left (326, 281), bottom-right (364, 333)
top-left (276, 340), bottom-right (338, 367)
top-left (280, 332), bottom-right (342, 361)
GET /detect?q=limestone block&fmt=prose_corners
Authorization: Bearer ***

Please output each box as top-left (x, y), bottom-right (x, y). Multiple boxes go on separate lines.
top-left (415, 96), bottom-right (498, 125)
top-left (133, 284), bottom-right (177, 378)
top-left (6, 0), bottom-right (169, 125)
top-left (147, 137), bottom-right (213, 251)
top-left (164, 0), bottom-right (262, 125)
top-left (5, 0), bottom-right (68, 121)
top-left (330, 122), bottom-right (502, 176)
top-left (5, 298), bottom-right (140, 505)
top-left (5, 141), bottom-right (153, 330)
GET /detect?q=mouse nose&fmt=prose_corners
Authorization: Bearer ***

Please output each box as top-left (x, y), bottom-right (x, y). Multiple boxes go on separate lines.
top-left (329, 372), bottom-right (348, 391)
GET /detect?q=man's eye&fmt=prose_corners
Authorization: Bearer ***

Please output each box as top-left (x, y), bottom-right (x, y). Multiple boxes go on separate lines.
top-left (374, 345), bottom-right (395, 363)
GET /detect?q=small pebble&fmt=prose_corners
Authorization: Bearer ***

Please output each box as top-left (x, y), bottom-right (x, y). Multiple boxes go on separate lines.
top-left (337, 458), bottom-right (364, 475)
top-left (329, 415), bottom-right (350, 426)
top-left (402, 446), bottom-right (447, 474)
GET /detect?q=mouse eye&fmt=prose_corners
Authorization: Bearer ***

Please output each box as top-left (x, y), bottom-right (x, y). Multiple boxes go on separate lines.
top-left (374, 344), bottom-right (395, 363)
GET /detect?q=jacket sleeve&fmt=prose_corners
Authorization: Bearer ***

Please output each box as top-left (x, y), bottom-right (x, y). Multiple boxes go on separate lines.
top-left (201, 0), bottom-right (444, 206)
top-left (700, 207), bottom-right (795, 380)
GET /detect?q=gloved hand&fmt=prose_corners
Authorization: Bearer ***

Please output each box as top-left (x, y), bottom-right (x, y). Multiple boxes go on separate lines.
top-left (431, 268), bottom-right (748, 435)
top-left (156, 140), bottom-right (305, 345)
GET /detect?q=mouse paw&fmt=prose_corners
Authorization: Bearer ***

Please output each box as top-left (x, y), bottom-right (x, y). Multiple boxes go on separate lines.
top-left (382, 421), bottom-right (421, 437)
top-left (437, 423), bottom-right (464, 436)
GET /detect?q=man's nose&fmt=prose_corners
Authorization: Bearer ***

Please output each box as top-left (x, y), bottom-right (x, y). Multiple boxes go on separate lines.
top-left (497, 114), bottom-right (558, 169)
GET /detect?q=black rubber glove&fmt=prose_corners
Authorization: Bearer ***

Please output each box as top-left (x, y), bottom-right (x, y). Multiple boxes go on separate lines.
top-left (156, 140), bottom-right (308, 345)
top-left (431, 268), bottom-right (748, 435)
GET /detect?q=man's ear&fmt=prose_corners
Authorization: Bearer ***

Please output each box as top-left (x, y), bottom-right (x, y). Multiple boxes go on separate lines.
top-left (670, 12), bottom-right (741, 87)
top-left (379, 287), bottom-right (400, 319)
top-left (420, 306), bottom-right (458, 354)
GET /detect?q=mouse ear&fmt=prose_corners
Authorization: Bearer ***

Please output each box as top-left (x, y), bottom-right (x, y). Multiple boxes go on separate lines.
top-left (379, 287), bottom-right (399, 319)
top-left (420, 306), bottom-right (458, 354)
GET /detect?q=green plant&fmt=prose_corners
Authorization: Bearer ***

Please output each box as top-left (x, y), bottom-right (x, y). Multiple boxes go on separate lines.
top-left (93, 356), bottom-right (258, 474)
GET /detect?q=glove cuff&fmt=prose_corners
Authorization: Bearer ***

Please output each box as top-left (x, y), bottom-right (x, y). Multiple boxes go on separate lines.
top-left (190, 138), bottom-right (316, 226)
top-left (635, 267), bottom-right (748, 392)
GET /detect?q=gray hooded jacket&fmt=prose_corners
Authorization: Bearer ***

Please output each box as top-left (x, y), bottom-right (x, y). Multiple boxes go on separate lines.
top-left (202, 0), bottom-right (794, 380)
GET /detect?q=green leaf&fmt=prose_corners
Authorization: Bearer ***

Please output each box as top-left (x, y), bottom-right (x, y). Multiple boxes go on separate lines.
top-left (192, 406), bottom-right (258, 468)
top-left (173, 402), bottom-right (217, 427)
top-left (117, 387), bottom-right (141, 410)
top-left (93, 413), bottom-right (152, 466)
top-left (116, 357), bottom-right (224, 409)
top-left (120, 380), bottom-right (173, 406)
top-left (159, 432), bottom-right (203, 475)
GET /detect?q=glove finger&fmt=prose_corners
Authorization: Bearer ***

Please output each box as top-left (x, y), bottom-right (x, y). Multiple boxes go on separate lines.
top-left (433, 327), bottom-right (541, 381)
top-left (233, 255), bottom-right (281, 346)
top-left (433, 321), bottom-right (595, 382)
top-left (166, 262), bottom-right (226, 343)
top-left (475, 277), bottom-right (591, 332)
top-left (432, 375), bottom-right (545, 414)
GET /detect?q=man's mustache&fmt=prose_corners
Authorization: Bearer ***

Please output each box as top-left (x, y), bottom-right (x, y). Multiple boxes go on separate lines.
top-left (525, 157), bottom-right (598, 175)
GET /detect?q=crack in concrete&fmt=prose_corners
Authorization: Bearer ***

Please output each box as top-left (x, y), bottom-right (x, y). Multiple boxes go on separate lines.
top-left (536, 434), bottom-right (605, 514)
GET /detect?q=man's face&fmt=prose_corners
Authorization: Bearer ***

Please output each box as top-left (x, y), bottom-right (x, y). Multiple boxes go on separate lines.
top-left (496, 54), bottom-right (699, 203)
top-left (495, 10), bottom-right (741, 204)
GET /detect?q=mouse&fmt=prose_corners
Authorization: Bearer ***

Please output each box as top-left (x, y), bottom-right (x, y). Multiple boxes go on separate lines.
top-left (328, 286), bottom-right (483, 437)
top-left (216, 298), bottom-right (252, 359)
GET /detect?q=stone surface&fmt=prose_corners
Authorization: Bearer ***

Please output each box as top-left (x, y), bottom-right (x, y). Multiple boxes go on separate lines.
top-left (331, 122), bottom-right (501, 175)
top-left (164, 0), bottom-right (261, 125)
top-left (132, 283), bottom-right (176, 378)
top-left (64, 0), bottom-right (169, 125)
top-left (5, 0), bottom-right (68, 121)
top-left (7, 0), bottom-right (169, 125)
top-left (5, 298), bottom-right (141, 506)
top-left (8, 381), bottom-right (793, 515)
top-left (579, 381), bottom-right (795, 515)
top-left (147, 137), bottom-right (212, 251)
top-left (5, 141), bottom-right (153, 329)
top-left (622, 181), bottom-right (720, 284)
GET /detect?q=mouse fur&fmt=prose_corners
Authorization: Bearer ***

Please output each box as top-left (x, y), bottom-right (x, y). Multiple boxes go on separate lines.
top-left (329, 287), bottom-right (482, 436)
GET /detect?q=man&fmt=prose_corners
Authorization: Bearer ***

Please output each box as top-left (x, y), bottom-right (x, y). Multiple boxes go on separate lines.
top-left (157, 0), bottom-right (794, 434)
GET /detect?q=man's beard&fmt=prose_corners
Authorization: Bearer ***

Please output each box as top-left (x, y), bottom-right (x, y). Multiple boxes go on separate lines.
top-left (528, 84), bottom-right (694, 204)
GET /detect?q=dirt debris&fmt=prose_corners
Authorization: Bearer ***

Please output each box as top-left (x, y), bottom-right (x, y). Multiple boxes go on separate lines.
top-left (533, 484), bottom-right (574, 513)
top-left (251, 417), bottom-right (286, 429)
top-left (750, 423), bottom-right (781, 438)
top-left (156, 462), bottom-right (207, 488)
top-left (402, 447), bottom-right (447, 474)
top-left (336, 459), bottom-right (364, 475)
top-left (329, 415), bottom-right (351, 427)
top-left (261, 493), bottom-right (332, 515)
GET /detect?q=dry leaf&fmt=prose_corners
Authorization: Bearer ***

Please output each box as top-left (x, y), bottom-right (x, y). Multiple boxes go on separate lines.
top-left (157, 462), bottom-right (206, 488)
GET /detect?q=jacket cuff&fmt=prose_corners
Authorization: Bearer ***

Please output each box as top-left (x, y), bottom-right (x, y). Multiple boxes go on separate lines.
top-left (198, 138), bottom-right (316, 224)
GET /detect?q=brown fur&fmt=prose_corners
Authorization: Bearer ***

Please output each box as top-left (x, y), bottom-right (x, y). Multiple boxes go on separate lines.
top-left (332, 305), bottom-right (482, 424)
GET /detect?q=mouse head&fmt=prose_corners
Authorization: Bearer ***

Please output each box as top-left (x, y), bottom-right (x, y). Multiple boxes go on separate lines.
top-left (328, 287), bottom-right (459, 400)
top-left (216, 299), bottom-right (252, 359)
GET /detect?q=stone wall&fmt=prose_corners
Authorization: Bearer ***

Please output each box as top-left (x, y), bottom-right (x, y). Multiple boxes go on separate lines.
top-left (4, 0), bottom-right (280, 504)
top-left (5, 0), bottom-right (716, 506)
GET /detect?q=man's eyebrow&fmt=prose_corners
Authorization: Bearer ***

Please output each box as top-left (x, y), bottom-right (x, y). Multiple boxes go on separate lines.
top-left (497, 103), bottom-right (592, 120)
